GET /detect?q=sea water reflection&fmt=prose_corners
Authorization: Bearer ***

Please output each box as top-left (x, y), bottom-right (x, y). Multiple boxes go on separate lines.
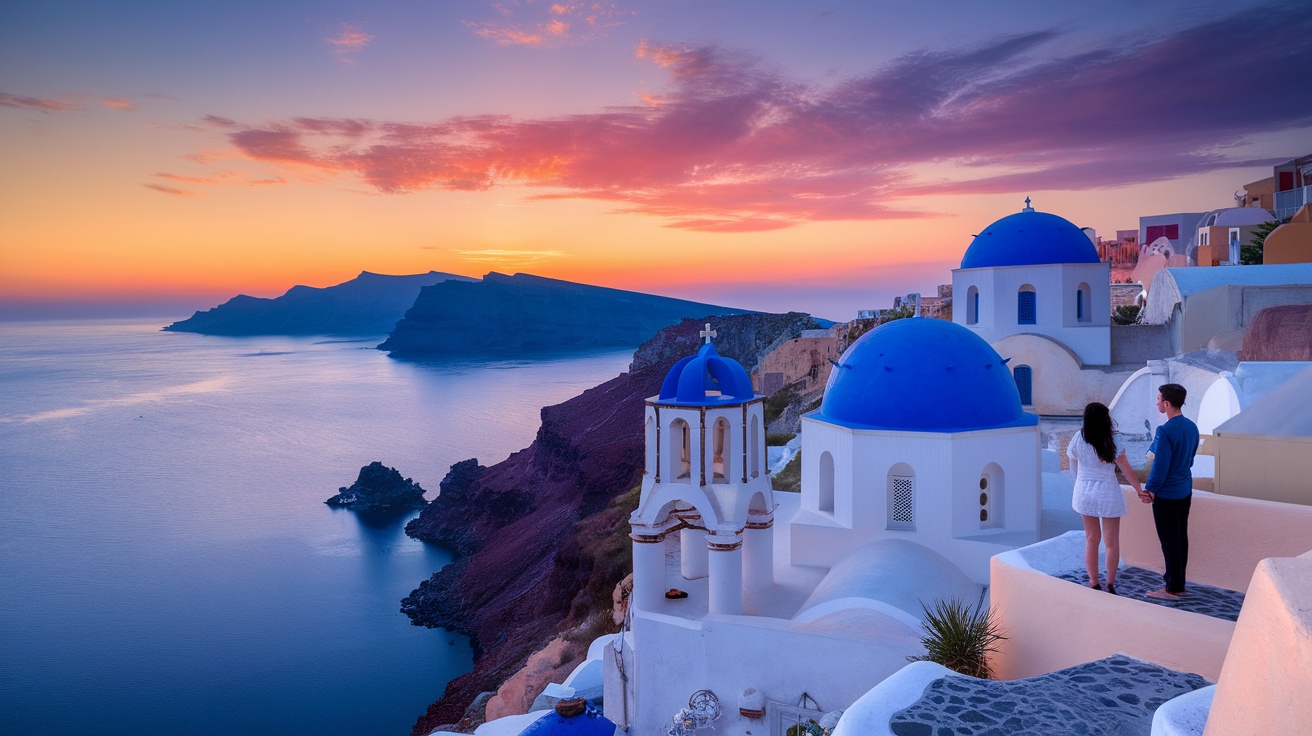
top-left (0, 319), bottom-right (632, 736)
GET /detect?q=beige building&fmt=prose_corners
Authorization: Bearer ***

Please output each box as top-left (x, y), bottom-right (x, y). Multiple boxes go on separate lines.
top-left (755, 329), bottom-right (838, 396)
top-left (1211, 365), bottom-right (1312, 506)
top-left (1264, 203), bottom-right (1312, 265)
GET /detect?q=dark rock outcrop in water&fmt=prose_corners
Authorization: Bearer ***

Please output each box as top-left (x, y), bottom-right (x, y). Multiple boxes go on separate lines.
top-left (401, 312), bottom-right (824, 733)
top-left (164, 271), bottom-right (473, 336)
top-left (325, 461), bottom-right (427, 511)
top-left (378, 272), bottom-right (748, 358)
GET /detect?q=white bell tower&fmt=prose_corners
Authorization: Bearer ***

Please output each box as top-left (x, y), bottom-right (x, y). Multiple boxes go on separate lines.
top-left (629, 325), bottom-right (775, 615)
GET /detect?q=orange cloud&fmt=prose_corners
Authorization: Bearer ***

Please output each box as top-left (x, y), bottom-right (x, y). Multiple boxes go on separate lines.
top-left (450, 249), bottom-right (567, 267)
top-left (102, 97), bottom-right (135, 111)
top-left (634, 40), bottom-right (693, 68)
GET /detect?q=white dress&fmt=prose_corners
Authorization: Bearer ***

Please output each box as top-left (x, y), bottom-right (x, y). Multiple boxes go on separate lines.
top-left (1067, 431), bottom-right (1128, 518)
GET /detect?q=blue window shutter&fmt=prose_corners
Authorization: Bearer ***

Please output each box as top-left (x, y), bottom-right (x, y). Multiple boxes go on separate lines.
top-left (972, 291), bottom-right (979, 324)
top-left (1014, 366), bottom-right (1033, 405)
top-left (1018, 291), bottom-right (1036, 324)
top-left (1076, 290), bottom-right (1084, 321)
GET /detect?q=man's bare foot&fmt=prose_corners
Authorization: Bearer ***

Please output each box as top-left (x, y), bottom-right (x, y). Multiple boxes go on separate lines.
top-left (1146, 589), bottom-right (1181, 601)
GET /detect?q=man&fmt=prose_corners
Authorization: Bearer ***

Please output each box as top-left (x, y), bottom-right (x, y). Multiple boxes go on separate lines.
top-left (1138, 383), bottom-right (1200, 601)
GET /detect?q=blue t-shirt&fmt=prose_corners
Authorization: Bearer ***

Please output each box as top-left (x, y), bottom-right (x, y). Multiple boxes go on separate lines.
top-left (1146, 415), bottom-right (1200, 499)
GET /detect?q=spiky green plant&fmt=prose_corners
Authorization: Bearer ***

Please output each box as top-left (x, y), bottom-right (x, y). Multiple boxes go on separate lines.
top-left (907, 597), bottom-right (1007, 679)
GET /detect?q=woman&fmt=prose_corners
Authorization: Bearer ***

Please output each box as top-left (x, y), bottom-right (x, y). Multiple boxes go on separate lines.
top-left (1067, 402), bottom-right (1143, 594)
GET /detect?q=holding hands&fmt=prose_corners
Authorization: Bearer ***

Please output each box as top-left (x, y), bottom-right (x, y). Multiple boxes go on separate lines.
top-left (1137, 489), bottom-right (1154, 504)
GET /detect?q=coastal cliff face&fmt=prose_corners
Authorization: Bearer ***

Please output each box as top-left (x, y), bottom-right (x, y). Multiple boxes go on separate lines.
top-left (378, 272), bottom-right (747, 358)
top-left (401, 312), bottom-right (822, 733)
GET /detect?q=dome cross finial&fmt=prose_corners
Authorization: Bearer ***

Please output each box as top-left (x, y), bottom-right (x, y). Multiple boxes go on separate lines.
top-left (700, 323), bottom-right (718, 344)
top-left (1023, 196), bottom-right (1034, 212)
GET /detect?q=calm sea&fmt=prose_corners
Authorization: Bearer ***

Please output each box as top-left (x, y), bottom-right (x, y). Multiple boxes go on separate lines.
top-left (0, 319), bottom-right (632, 736)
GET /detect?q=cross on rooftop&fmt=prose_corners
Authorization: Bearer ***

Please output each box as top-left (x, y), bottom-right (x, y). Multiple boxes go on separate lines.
top-left (1023, 196), bottom-right (1034, 212)
top-left (700, 323), bottom-right (717, 344)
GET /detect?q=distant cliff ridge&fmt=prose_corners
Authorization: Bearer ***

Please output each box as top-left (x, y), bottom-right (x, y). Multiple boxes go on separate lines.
top-left (164, 271), bottom-right (474, 336)
top-left (378, 272), bottom-right (748, 357)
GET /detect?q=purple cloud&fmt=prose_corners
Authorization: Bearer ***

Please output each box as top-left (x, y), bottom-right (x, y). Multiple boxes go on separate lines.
top-left (0, 92), bottom-right (77, 113)
top-left (197, 3), bottom-right (1310, 230)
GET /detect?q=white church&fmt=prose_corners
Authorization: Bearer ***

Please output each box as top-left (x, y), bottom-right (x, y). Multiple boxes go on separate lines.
top-left (604, 318), bottom-right (1042, 734)
top-left (952, 199), bottom-right (1129, 415)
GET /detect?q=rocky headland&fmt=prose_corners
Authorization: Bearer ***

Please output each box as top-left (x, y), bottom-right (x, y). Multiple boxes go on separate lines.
top-left (325, 461), bottom-right (427, 512)
top-left (164, 270), bottom-right (473, 336)
top-left (378, 272), bottom-right (747, 358)
top-left (400, 311), bottom-right (824, 734)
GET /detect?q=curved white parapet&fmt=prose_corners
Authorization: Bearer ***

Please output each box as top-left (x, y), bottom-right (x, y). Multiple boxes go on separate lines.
top-left (1152, 684), bottom-right (1213, 736)
top-left (831, 661), bottom-right (950, 736)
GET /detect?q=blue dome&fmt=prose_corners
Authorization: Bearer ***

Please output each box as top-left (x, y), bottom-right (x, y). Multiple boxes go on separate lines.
top-left (817, 318), bottom-right (1037, 432)
top-left (960, 206), bottom-right (1099, 269)
top-left (658, 341), bottom-right (755, 405)
top-left (520, 706), bottom-right (616, 735)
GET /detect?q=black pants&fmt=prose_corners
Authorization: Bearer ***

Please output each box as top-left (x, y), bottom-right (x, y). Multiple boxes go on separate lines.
top-left (1152, 494), bottom-right (1191, 593)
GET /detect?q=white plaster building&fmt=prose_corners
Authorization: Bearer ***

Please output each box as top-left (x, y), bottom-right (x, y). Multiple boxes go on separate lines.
top-left (605, 319), bottom-right (1042, 735)
top-left (953, 200), bottom-right (1112, 369)
top-left (791, 316), bottom-right (1042, 584)
top-left (952, 200), bottom-right (1125, 415)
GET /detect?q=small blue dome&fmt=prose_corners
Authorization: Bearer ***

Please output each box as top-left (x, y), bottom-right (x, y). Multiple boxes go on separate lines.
top-left (817, 318), bottom-right (1037, 432)
top-left (961, 206), bottom-right (1099, 269)
top-left (658, 341), bottom-right (755, 405)
top-left (520, 706), bottom-right (616, 735)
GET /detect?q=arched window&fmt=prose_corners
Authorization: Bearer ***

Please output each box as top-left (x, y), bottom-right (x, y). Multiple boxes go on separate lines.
top-left (645, 416), bottom-right (657, 476)
top-left (966, 285), bottom-right (980, 325)
top-left (887, 463), bottom-right (915, 530)
top-left (979, 463), bottom-right (1004, 529)
top-left (1017, 285), bottom-right (1037, 325)
top-left (670, 418), bottom-right (691, 481)
top-left (712, 417), bottom-right (731, 484)
top-left (818, 451), bottom-right (835, 513)
top-left (1076, 282), bottom-right (1092, 323)
top-left (749, 415), bottom-right (760, 478)
top-left (1013, 365), bottom-right (1033, 406)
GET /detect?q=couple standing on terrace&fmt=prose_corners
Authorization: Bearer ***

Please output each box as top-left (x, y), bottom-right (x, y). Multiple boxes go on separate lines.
top-left (1066, 384), bottom-right (1200, 600)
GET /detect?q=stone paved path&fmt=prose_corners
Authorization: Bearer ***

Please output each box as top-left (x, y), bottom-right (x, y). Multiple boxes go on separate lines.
top-left (889, 654), bottom-right (1211, 736)
top-left (1055, 565), bottom-right (1245, 621)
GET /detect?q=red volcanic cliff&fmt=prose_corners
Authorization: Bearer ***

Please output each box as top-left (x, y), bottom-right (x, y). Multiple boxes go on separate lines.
top-left (401, 312), bottom-right (822, 733)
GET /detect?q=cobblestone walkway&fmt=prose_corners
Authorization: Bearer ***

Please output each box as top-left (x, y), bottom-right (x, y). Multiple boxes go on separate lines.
top-left (1055, 565), bottom-right (1245, 621)
top-left (889, 654), bottom-right (1211, 736)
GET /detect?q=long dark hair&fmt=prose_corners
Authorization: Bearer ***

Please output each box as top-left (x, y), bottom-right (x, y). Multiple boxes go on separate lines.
top-left (1082, 402), bottom-right (1117, 463)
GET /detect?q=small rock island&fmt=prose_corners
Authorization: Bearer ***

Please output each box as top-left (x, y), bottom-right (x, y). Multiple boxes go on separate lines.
top-left (325, 462), bottom-right (427, 511)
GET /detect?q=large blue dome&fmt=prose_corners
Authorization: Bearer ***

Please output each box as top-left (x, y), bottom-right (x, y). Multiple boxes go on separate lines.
top-left (658, 341), bottom-right (755, 406)
top-left (520, 705), bottom-right (617, 735)
top-left (816, 318), bottom-right (1037, 432)
top-left (960, 206), bottom-right (1099, 269)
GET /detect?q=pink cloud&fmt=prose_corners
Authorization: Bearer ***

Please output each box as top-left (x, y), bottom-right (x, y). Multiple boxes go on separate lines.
top-left (142, 183), bottom-right (199, 197)
top-left (325, 23), bottom-right (374, 63)
top-left (0, 92), bottom-right (77, 113)
top-left (102, 97), bottom-right (135, 111)
top-left (465, 0), bottom-right (631, 47)
top-left (190, 4), bottom-right (1311, 231)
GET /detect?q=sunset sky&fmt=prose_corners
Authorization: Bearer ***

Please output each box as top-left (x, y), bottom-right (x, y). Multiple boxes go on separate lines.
top-left (2, 0), bottom-right (1309, 321)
